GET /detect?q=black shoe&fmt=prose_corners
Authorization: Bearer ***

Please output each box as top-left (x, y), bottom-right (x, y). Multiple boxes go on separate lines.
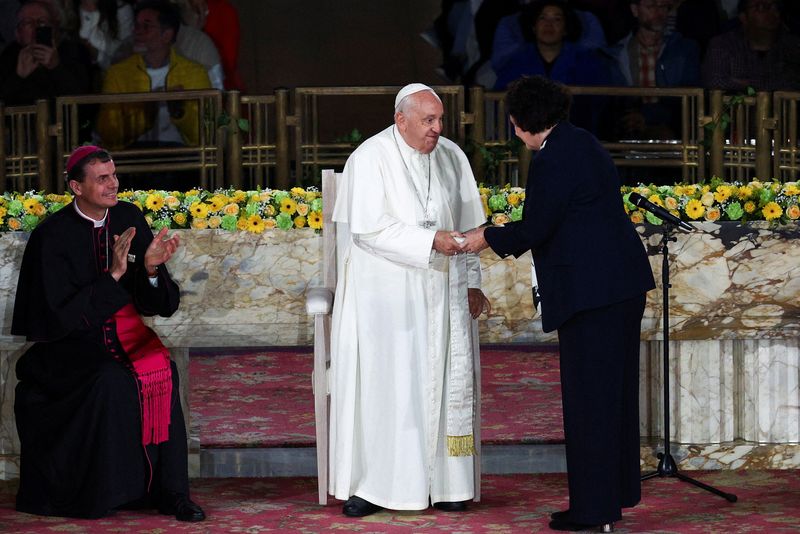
top-left (342, 496), bottom-right (382, 517)
top-left (433, 500), bottom-right (468, 512)
top-left (158, 494), bottom-right (206, 522)
top-left (549, 516), bottom-right (614, 532)
top-left (550, 509), bottom-right (569, 521)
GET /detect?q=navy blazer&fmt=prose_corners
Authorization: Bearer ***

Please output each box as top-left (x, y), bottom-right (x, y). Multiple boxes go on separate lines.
top-left (484, 121), bottom-right (655, 332)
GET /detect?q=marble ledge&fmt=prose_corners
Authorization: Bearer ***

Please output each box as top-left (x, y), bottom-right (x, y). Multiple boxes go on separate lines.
top-left (640, 441), bottom-right (800, 470)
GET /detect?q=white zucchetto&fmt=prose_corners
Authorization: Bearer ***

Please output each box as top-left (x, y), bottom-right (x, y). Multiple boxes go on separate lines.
top-left (394, 83), bottom-right (442, 112)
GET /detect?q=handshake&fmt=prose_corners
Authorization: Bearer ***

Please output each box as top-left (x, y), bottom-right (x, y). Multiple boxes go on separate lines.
top-left (432, 227), bottom-right (489, 256)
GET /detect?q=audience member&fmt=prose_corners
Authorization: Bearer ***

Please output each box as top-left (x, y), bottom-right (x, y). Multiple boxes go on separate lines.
top-left (493, 0), bottom-right (608, 89)
top-left (96, 0), bottom-right (210, 155)
top-left (703, 0), bottom-right (800, 91)
top-left (12, 145), bottom-right (205, 522)
top-left (600, 0), bottom-right (700, 139)
top-left (179, 0), bottom-right (243, 90)
top-left (0, 0), bottom-right (89, 105)
top-left (74, 0), bottom-right (135, 69)
top-left (492, 0), bottom-right (607, 71)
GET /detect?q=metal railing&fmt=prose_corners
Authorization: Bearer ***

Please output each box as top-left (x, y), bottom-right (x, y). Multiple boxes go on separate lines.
top-left (2, 86), bottom-right (797, 192)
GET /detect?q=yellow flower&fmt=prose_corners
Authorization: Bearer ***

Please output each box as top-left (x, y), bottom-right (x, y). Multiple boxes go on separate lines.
top-left (481, 195), bottom-right (491, 217)
top-left (782, 183), bottom-right (800, 196)
top-left (492, 213), bottom-right (510, 225)
top-left (246, 214), bottom-right (266, 234)
top-left (672, 185), bottom-right (684, 196)
top-left (714, 185), bottom-right (732, 203)
top-left (294, 215), bottom-right (307, 228)
top-left (479, 187), bottom-right (491, 196)
top-left (266, 205), bottom-right (276, 217)
top-left (186, 189), bottom-right (200, 197)
top-left (664, 196), bottom-right (679, 211)
top-left (762, 201), bottom-right (783, 221)
top-left (190, 201), bottom-right (208, 219)
top-left (144, 214), bottom-right (154, 226)
top-left (0, 206), bottom-right (6, 217)
top-left (683, 185), bottom-right (697, 196)
top-left (133, 200), bottom-right (143, 210)
top-left (296, 203), bottom-right (310, 216)
top-left (23, 198), bottom-right (40, 214)
top-left (191, 218), bottom-right (208, 229)
top-left (705, 207), bottom-right (721, 222)
top-left (236, 217), bottom-right (248, 230)
top-left (0, 217), bottom-right (4, 227)
top-left (223, 203), bottom-right (240, 216)
top-left (259, 191), bottom-right (272, 202)
top-left (208, 195), bottom-right (227, 212)
top-left (33, 203), bottom-right (47, 217)
top-left (173, 212), bottom-right (188, 226)
top-left (264, 218), bottom-right (277, 229)
top-left (700, 192), bottom-right (715, 207)
top-left (701, 185), bottom-right (711, 194)
top-left (308, 211), bottom-right (323, 229)
top-left (630, 211), bottom-right (644, 224)
top-left (648, 194), bottom-right (664, 207)
top-left (208, 215), bottom-right (222, 228)
top-left (291, 187), bottom-right (306, 197)
top-left (507, 193), bottom-right (521, 207)
top-left (231, 190), bottom-right (246, 203)
top-left (8, 218), bottom-right (21, 230)
top-left (165, 195), bottom-right (180, 209)
top-left (281, 197), bottom-right (297, 214)
top-left (737, 186), bottom-right (753, 200)
top-left (744, 201), bottom-right (756, 213)
top-left (787, 205), bottom-right (800, 220)
top-left (145, 193), bottom-right (164, 211)
top-left (685, 199), bottom-right (705, 219)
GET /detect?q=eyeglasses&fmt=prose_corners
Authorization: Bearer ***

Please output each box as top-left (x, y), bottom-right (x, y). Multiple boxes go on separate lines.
top-left (748, 1), bottom-right (781, 12)
top-left (16, 18), bottom-right (50, 29)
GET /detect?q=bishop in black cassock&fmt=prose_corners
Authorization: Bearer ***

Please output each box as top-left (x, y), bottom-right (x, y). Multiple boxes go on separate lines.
top-left (11, 146), bottom-right (204, 521)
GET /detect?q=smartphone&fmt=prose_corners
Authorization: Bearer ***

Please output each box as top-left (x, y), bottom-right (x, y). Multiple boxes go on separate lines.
top-left (35, 26), bottom-right (53, 46)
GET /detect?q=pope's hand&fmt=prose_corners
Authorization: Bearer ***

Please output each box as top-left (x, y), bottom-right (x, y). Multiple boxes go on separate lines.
top-left (461, 226), bottom-right (489, 254)
top-left (433, 230), bottom-right (464, 256)
top-left (144, 227), bottom-right (180, 275)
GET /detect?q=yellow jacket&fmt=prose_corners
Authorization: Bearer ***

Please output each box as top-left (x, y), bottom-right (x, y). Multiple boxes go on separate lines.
top-left (97, 48), bottom-right (211, 150)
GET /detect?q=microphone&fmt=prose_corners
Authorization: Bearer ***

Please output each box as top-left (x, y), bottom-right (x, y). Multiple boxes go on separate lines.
top-left (628, 192), bottom-right (693, 232)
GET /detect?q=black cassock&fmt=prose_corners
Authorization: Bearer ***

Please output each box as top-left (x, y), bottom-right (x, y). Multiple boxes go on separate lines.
top-left (12, 201), bottom-right (189, 518)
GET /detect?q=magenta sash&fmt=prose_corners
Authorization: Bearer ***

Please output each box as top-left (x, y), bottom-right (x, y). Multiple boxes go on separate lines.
top-left (113, 303), bottom-right (172, 445)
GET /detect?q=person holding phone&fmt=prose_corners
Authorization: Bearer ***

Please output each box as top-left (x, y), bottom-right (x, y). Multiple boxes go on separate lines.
top-left (0, 0), bottom-right (89, 105)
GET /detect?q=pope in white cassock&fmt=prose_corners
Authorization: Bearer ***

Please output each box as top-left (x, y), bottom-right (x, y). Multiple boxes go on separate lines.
top-left (329, 83), bottom-right (489, 517)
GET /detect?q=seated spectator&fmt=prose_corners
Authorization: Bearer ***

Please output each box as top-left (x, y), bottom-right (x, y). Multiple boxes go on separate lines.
top-left (703, 0), bottom-right (800, 91)
top-left (178, 0), bottom-right (242, 89)
top-left (12, 144), bottom-right (205, 522)
top-left (96, 0), bottom-right (210, 153)
top-left (493, 0), bottom-right (608, 89)
top-left (74, 0), bottom-right (135, 70)
top-left (0, 0), bottom-right (89, 105)
top-left (600, 0), bottom-right (700, 139)
top-left (492, 0), bottom-right (607, 70)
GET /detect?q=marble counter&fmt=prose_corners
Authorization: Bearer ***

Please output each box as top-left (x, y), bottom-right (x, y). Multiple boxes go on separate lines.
top-left (1, 222), bottom-right (799, 478)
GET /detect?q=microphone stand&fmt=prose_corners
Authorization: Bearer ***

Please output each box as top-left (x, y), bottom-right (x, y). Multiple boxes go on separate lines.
top-left (640, 222), bottom-right (737, 503)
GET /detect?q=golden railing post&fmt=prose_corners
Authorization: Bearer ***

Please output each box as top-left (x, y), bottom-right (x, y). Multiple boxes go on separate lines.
top-left (755, 91), bottom-right (774, 181)
top-left (275, 89), bottom-right (290, 189)
top-left (35, 99), bottom-right (51, 192)
top-left (469, 86), bottom-right (485, 183)
top-left (225, 90), bottom-right (243, 189)
top-left (518, 147), bottom-right (531, 186)
top-left (709, 90), bottom-right (724, 178)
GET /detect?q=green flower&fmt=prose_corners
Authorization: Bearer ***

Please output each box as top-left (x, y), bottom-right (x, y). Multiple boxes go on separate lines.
top-left (725, 202), bottom-right (744, 221)
top-left (47, 202), bottom-right (65, 213)
top-left (510, 205), bottom-right (524, 221)
top-left (276, 212), bottom-right (293, 230)
top-left (273, 190), bottom-right (290, 203)
top-left (310, 198), bottom-right (323, 212)
top-left (152, 218), bottom-right (171, 231)
top-left (644, 211), bottom-right (663, 226)
top-left (488, 194), bottom-right (507, 212)
top-left (221, 214), bottom-right (238, 231)
top-left (8, 199), bottom-right (23, 216)
top-left (22, 213), bottom-right (40, 231)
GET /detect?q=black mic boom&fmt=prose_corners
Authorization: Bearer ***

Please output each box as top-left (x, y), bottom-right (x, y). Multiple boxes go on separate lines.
top-left (628, 192), bottom-right (693, 231)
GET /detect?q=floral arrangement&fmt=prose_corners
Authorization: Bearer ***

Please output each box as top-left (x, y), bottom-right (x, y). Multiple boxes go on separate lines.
top-left (480, 178), bottom-right (800, 226)
top-left (2, 179), bottom-right (799, 232)
top-left (0, 187), bottom-right (323, 233)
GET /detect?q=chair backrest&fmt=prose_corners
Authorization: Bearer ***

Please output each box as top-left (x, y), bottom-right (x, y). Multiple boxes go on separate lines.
top-left (320, 169), bottom-right (338, 290)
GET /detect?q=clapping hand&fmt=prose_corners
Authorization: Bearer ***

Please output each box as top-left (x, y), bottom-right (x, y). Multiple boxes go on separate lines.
top-left (144, 227), bottom-right (180, 275)
top-left (110, 227), bottom-right (136, 281)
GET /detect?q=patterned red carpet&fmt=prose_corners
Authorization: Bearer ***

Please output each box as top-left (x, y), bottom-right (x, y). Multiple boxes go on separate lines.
top-left (189, 346), bottom-right (565, 448)
top-left (2, 471), bottom-right (798, 532)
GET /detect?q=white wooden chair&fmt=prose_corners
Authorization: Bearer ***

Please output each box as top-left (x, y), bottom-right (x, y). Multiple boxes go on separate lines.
top-left (305, 169), bottom-right (482, 506)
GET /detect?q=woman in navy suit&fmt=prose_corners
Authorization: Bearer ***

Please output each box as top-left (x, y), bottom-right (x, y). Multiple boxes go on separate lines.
top-left (462, 76), bottom-right (655, 532)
